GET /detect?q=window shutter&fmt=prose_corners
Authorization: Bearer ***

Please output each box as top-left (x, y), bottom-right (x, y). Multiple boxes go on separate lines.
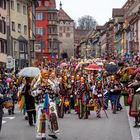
top-left (43, 28), bottom-right (45, 35)
top-left (3, 21), bottom-right (6, 34)
top-left (43, 13), bottom-right (45, 20)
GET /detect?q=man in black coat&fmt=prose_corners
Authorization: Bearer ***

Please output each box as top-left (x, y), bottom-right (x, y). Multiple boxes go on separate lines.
top-left (23, 78), bottom-right (36, 126)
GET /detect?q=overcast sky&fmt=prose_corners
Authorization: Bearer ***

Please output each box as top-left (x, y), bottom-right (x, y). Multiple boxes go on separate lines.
top-left (56, 0), bottom-right (127, 25)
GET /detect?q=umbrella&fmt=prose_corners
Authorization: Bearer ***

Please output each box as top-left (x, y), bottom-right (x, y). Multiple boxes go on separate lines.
top-left (105, 63), bottom-right (118, 73)
top-left (18, 67), bottom-right (40, 77)
top-left (85, 64), bottom-right (103, 71)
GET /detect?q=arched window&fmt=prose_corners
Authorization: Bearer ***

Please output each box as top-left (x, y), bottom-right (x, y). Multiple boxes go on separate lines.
top-left (60, 21), bottom-right (63, 24)
top-left (65, 22), bottom-right (68, 25)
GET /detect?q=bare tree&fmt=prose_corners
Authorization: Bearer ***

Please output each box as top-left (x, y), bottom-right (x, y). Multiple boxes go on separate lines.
top-left (77, 15), bottom-right (97, 30)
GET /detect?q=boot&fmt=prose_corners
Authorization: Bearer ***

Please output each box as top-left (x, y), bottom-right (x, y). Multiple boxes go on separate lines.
top-left (134, 117), bottom-right (139, 128)
top-left (48, 134), bottom-right (58, 139)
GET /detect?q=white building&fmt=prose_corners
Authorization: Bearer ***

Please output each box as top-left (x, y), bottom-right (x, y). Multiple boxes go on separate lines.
top-left (58, 2), bottom-right (74, 58)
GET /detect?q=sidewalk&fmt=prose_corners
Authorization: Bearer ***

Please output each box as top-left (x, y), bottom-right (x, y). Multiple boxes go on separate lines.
top-left (126, 106), bottom-right (140, 140)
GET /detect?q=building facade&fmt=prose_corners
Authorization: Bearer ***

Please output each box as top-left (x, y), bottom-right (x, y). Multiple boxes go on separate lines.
top-left (0, 0), bottom-right (7, 63)
top-left (27, 0), bottom-right (38, 66)
top-left (123, 0), bottom-right (140, 58)
top-left (58, 2), bottom-right (74, 59)
top-left (113, 9), bottom-right (125, 59)
top-left (9, 0), bottom-right (29, 68)
top-left (35, 0), bottom-right (59, 63)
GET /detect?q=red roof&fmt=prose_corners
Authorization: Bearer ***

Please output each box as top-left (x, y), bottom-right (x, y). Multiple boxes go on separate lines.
top-left (36, 0), bottom-right (56, 11)
top-left (58, 8), bottom-right (73, 21)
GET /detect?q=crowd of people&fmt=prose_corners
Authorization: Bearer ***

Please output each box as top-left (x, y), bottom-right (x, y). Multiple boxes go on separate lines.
top-left (0, 57), bottom-right (140, 139)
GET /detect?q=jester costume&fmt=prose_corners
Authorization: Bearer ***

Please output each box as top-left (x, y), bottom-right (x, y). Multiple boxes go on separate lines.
top-left (31, 69), bottom-right (59, 139)
top-left (76, 77), bottom-right (89, 119)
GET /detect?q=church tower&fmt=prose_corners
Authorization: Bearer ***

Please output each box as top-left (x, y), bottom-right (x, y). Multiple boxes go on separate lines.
top-left (58, 1), bottom-right (75, 58)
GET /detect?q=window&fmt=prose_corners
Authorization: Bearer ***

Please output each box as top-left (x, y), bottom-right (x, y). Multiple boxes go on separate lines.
top-left (48, 13), bottom-right (57, 20)
top-left (24, 25), bottom-right (27, 35)
top-left (63, 27), bottom-right (66, 32)
top-left (59, 27), bottom-right (62, 32)
top-left (11, 0), bottom-right (14, 10)
top-left (18, 24), bottom-right (21, 33)
top-left (0, 1), bottom-right (2, 8)
top-left (17, 3), bottom-right (20, 12)
top-left (0, 40), bottom-right (6, 53)
top-left (66, 33), bottom-right (70, 38)
top-left (0, 0), bottom-right (6, 9)
top-left (48, 40), bottom-right (53, 49)
top-left (67, 27), bottom-right (70, 31)
top-left (48, 40), bottom-right (58, 50)
top-left (2, 18), bottom-right (6, 34)
top-left (3, 0), bottom-right (6, 9)
top-left (1, 41), bottom-right (5, 53)
top-left (12, 21), bottom-right (15, 31)
top-left (44, 1), bottom-right (49, 6)
top-left (36, 13), bottom-right (45, 20)
top-left (38, 1), bottom-right (41, 6)
top-left (0, 18), bottom-right (6, 34)
top-left (23, 6), bottom-right (26, 15)
top-left (48, 26), bottom-right (57, 34)
top-left (19, 43), bottom-right (24, 52)
top-left (59, 33), bottom-right (63, 37)
top-left (35, 27), bottom-right (45, 35)
top-left (0, 20), bottom-right (2, 33)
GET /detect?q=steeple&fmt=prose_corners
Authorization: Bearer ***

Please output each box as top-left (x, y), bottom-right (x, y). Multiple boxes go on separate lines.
top-left (60, 1), bottom-right (62, 9)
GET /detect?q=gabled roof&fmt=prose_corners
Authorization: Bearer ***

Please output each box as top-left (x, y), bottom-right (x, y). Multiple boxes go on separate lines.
top-left (58, 8), bottom-right (73, 21)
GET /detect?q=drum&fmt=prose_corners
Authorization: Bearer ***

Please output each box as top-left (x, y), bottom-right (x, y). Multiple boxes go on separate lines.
top-left (3, 100), bottom-right (13, 109)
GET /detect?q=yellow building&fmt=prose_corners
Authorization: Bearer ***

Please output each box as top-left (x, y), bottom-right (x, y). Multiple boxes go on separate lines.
top-left (9, 0), bottom-right (29, 68)
top-left (27, 0), bottom-right (37, 66)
